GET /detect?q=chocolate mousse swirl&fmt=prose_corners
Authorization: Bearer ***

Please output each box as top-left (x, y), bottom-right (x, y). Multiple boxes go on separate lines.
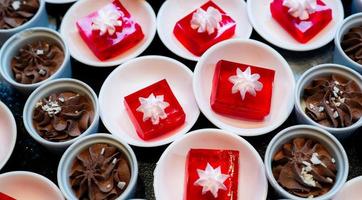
top-left (303, 74), bottom-right (362, 128)
top-left (0, 0), bottom-right (39, 29)
top-left (70, 143), bottom-right (131, 200)
top-left (33, 92), bottom-right (94, 142)
top-left (272, 138), bottom-right (337, 198)
top-left (341, 26), bottom-right (362, 64)
top-left (11, 40), bottom-right (64, 84)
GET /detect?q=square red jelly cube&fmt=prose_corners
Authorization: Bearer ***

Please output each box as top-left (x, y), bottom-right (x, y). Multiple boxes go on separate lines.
top-left (185, 149), bottom-right (239, 200)
top-left (173, 1), bottom-right (236, 56)
top-left (270, 0), bottom-right (332, 43)
top-left (0, 193), bottom-right (15, 200)
top-left (124, 79), bottom-right (186, 140)
top-left (76, 0), bottom-right (144, 61)
top-left (210, 60), bottom-right (275, 120)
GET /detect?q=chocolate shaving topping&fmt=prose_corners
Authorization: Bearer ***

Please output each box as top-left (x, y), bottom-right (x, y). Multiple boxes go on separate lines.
top-left (303, 74), bottom-right (362, 128)
top-left (32, 91), bottom-right (94, 142)
top-left (70, 143), bottom-right (131, 200)
top-left (341, 26), bottom-right (362, 65)
top-left (11, 40), bottom-right (64, 84)
top-left (0, 0), bottom-right (39, 29)
top-left (272, 138), bottom-right (337, 198)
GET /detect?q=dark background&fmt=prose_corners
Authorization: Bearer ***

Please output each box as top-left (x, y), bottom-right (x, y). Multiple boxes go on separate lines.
top-left (1, 0), bottom-right (361, 199)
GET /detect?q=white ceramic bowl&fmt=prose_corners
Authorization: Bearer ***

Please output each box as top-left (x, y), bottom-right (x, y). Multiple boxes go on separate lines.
top-left (0, 101), bottom-right (17, 170)
top-left (99, 56), bottom-right (200, 147)
top-left (60, 0), bottom-right (156, 67)
top-left (0, 28), bottom-right (72, 95)
top-left (333, 176), bottom-right (362, 200)
top-left (57, 133), bottom-right (138, 200)
top-left (294, 63), bottom-right (362, 139)
top-left (154, 128), bottom-right (268, 200)
top-left (193, 39), bottom-right (295, 136)
top-left (247, 0), bottom-right (344, 51)
top-left (23, 78), bottom-right (100, 152)
top-left (0, 171), bottom-right (64, 200)
top-left (157, 0), bottom-right (252, 61)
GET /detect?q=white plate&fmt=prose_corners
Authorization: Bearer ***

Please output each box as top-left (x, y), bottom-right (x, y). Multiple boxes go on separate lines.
top-left (45, 0), bottom-right (77, 4)
top-left (0, 101), bottom-right (16, 170)
top-left (333, 176), bottom-right (362, 200)
top-left (99, 56), bottom-right (200, 147)
top-left (157, 0), bottom-right (252, 61)
top-left (154, 128), bottom-right (268, 200)
top-left (193, 39), bottom-right (295, 136)
top-left (0, 171), bottom-right (64, 200)
top-left (247, 0), bottom-right (344, 51)
top-left (60, 0), bottom-right (156, 67)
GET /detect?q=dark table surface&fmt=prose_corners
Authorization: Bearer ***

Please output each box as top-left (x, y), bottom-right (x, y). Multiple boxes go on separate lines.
top-left (1, 0), bottom-right (361, 199)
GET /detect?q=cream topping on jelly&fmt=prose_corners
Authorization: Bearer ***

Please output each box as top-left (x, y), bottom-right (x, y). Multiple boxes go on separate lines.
top-left (194, 163), bottom-right (229, 198)
top-left (190, 6), bottom-right (222, 35)
top-left (136, 93), bottom-right (170, 125)
top-left (283, 0), bottom-right (317, 20)
top-left (228, 67), bottom-right (263, 100)
top-left (92, 9), bottom-right (123, 36)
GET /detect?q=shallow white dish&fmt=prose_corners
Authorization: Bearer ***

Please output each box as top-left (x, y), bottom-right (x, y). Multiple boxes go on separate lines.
top-left (0, 101), bottom-right (17, 170)
top-left (157, 0), bottom-right (252, 61)
top-left (193, 39), bottom-right (295, 136)
top-left (333, 176), bottom-right (362, 200)
top-left (0, 171), bottom-right (64, 200)
top-left (60, 0), bottom-right (156, 67)
top-left (154, 128), bottom-right (268, 200)
top-left (99, 56), bottom-right (200, 147)
top-left (247, 0), bottom-right (344, 51)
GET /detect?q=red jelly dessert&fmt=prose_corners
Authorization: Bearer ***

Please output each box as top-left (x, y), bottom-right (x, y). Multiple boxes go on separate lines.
top-left (0, 193), bottom-right (15, 200)
top-left (185, 149), bottom-right (239, 200)
top-left (173, 1), bottom-right (236, 56)
top-left (270, 0), bottom-right (332, 43)
top-left (211, 60), bottom-right (275, 120)
top-left (124, 79), bottom-right (186, 140)
top-left (76, 0), bottom-right (144, 60)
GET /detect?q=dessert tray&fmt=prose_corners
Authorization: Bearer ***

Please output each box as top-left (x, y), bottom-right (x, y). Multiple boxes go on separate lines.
top-left (0, 0), bottom-right (362, 200)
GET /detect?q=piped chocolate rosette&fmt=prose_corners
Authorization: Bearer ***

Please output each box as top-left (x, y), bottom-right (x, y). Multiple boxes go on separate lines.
top-left (0, 0), bottom-right (39, 29)
top-left (32, 91), bottom-right (94, 142)
top-left (303, 74), bottom-right (362, 128)
top-left (70, 143), bottom-right (131, 200)
top-left (11, 40), bottom-right (64, 84)
top-left (272, 138), bottom-right (337, 198)
top-left (341, 26), bottom-right (362, 64)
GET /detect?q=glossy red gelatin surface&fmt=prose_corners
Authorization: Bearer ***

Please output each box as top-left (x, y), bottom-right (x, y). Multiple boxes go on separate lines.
top-left (173, 1), bottom-right (236, 56)
top-left (211, 60), bottom-right (275, 120)
top-left (0, 193), bottom-right (15, 200)
top-left (270, 0), bottom-right (332, 43)
top-left (185, 149), bottom-right (239, 200)
top-left (76, 0), bottom-right (144, 60)
top-left (124, 79), bottom-right (186, 140)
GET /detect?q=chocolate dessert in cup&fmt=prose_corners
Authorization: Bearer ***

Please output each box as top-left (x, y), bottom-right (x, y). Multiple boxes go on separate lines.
top-left (295, 63), bottom-right (362, 139)
top-left (57, 133), bottom-right (138, 200)
top-left (0, 100), bottom-right (16, 170)
top-left (0, 27), bottom-right (71, 94)
top-left (334, 13), bottom-right (362, 73)
top-left (265, 125), bottom-right (348, 200)
top-left (23, 78), bottom-right (100, 152)
top-left (0, 0), bottom-right (48, 45)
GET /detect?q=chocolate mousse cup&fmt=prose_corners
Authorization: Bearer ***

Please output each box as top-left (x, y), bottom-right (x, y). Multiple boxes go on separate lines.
top-left (265, 125), bottom-right (348, 200)
top-left (0, 0), bottom-right (48, 45)
top-left (295, 64), bottom-right (362, 139)
top-left (23, 78), bottom-right (99, 153)
top-left (0, 27), bottom-right (71, 94)
top-left (334, 13), bottom-right (362, 73)
top-left (57, 133), bottom-right (138, 200)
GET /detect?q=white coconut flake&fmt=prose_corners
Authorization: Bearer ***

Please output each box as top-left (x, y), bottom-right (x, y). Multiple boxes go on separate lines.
top-left (318, 106), bottom-right (324, 112)
top-left (117, 181), bottom-right (126, 190)
top-left (36, 49), bottom-right (44, 55)
top-left (12, 1), bottom-right (21, 10)
top-left (333, 111), bottom-right (339, 119)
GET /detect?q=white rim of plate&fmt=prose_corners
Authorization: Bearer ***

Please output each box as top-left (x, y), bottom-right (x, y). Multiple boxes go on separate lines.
top-left (45, 0), bottom-right (77, 4)
top-left (0, 101), bottom-right (17, 170)
top-left (333, 176), bottom-right (362, 200)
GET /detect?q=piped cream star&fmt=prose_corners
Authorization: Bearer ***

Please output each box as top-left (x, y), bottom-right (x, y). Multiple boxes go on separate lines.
top-left (92, 9), bottom-right (123, 36)
top-left (228, 67), bottom-right (263, 100)
top-left (194, 163), bottom-right (229, 198)
top-left (136, 93), bottom-right (170, 125)
top-left (190, 6), bottom-right (222, 35)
